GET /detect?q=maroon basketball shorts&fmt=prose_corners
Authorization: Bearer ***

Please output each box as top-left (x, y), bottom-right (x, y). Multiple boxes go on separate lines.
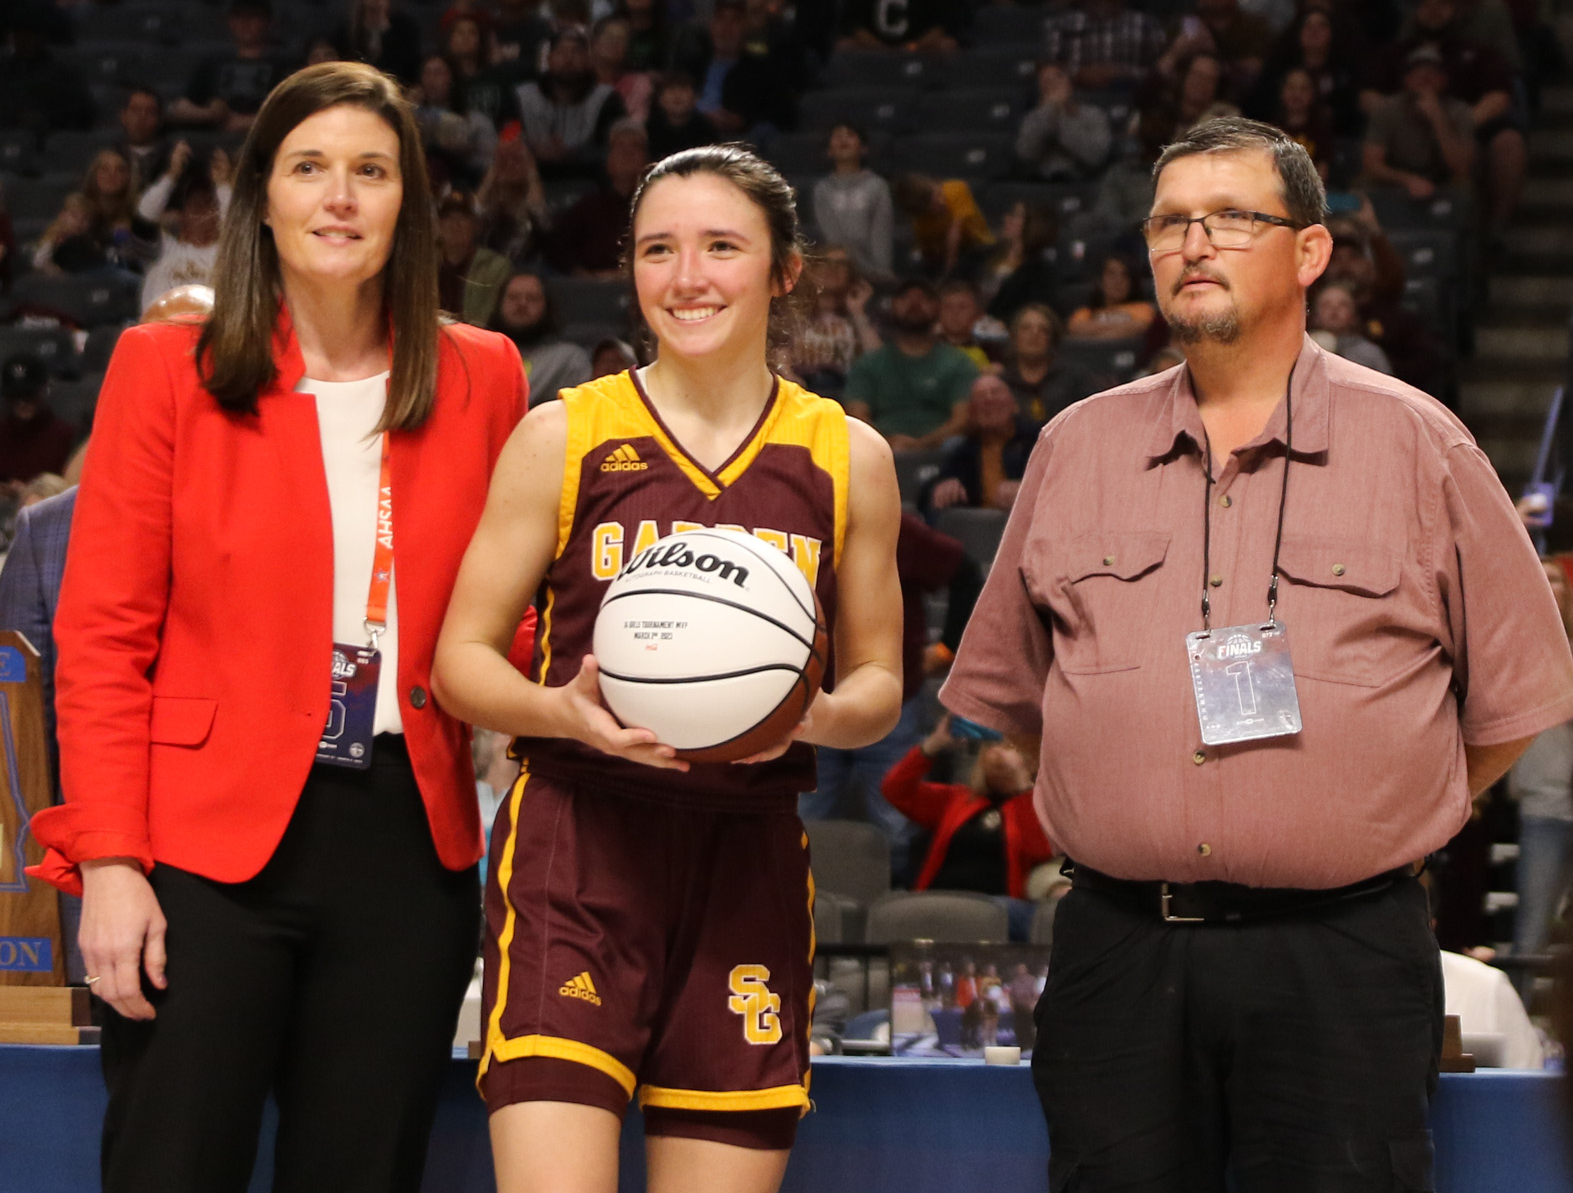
top-left (479, 769), bottom-right (815, 1146)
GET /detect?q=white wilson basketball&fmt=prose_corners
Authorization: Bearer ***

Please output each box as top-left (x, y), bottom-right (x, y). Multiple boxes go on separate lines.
top-left (592, 528), bottom-right (828, 762)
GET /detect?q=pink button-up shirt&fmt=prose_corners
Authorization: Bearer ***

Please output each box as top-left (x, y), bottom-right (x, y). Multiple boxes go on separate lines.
top-left (941, 338), bottom-right (1573, 888)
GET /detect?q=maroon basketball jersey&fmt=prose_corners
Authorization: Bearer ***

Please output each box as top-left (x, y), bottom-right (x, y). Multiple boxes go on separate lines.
top-left (516, 370), bottom-right (850, 808)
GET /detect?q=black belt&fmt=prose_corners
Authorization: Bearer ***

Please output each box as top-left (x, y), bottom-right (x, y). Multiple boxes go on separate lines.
top-left (1065, 860), bottom-right (1415, 924)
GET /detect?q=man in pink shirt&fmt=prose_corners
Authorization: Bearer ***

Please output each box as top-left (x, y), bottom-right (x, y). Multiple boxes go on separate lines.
top-left (941, 117), bottom-right (1573, 1192)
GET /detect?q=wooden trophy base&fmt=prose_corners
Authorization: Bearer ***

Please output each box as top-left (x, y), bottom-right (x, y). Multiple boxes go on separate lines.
top-left (1439, 1012), bottom-right (1475, 1073)
top-left (0, 986), bottom-right (98, 1045)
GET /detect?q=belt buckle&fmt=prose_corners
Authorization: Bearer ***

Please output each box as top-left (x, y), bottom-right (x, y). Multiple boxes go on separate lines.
top-left (1161, 883), bottom-right (1205, 923)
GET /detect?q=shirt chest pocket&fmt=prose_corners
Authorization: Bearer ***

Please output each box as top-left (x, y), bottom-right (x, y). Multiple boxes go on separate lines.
top-left (1034, 531), bottom-right (1171, 674)
top-left (1274, 537), bottom-right (1405, 687)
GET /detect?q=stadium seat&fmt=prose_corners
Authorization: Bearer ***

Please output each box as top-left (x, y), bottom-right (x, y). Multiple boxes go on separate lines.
top-left (8, 272), bottom-right (142, 328)
top-left (559, 321), bottom-right (627, 351)
top-left (865, 891), bottom-right (1009, 944)
top-left (815, 890), bottom-right (862, 946)
top-left (75, 2), bottom-right (185, 47)
top-left (1365, 187), bottom-right (1473, 231)
top-left (43, 129), bottom-right (125, 168)
top-left (5, 177), bottom-right (77, 223)
top-left (48, 372), bottom-right (105, 429)
top-left (81, 325), bottom-right (123, 372)
top-left (940, 47), bottom-right (1040, 93)
top-left (766, 131), bottom-right (830, 178)
top-left (915, 89), bottom-right (1023, 136)
top-left (0, 130), bottom-right (40, 179)
top-left (892, 132), bottom-right (1015, 183)
top-left (0, 325), bottom-right (81, 378)
top-left (61, 44), bottom-right (152, 89)
top-left (545, 278), bottom-right (631, 328)
top-left (972, 5), bottom-right (1053, 45)
top-left (891, 449), bottom-right (947, 504)
top-left (542, 178), bottom-right (598, 214)
top-left (823, 50), bottom-right (940, 90)
top-left (798, 86), bottom-right (918, 136)
top-left (1387, 228), bottom-right (1458, 280)
top-left (931, 507), bottom-right (1008, 570)
top-left (981, 180), bottom-right (1100, 223)
top-left (1057, 336), bottom-right (1146, 387)
top-left (805, 819), bottom-right (892, 909)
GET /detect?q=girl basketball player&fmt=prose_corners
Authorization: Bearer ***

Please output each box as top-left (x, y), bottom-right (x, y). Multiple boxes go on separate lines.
top-left (432, 145), bottom-right (904, 1192)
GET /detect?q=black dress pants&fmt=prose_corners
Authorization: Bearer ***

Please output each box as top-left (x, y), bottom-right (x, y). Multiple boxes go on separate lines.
top-left (100, 738), bottom-right (480, 1193)
top-left (1033, 876), bottom-right (1443, 1193)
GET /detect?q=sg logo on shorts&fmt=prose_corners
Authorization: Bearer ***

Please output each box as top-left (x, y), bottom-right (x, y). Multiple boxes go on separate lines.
top-left (727, 964), bottom-right (782, 1045)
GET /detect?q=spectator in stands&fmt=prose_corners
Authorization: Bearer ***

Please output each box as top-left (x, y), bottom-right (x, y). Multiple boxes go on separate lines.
top-left (645, 70), bottom-right (718, 161)
top-left (1403, 0), bottom-right (1522, 76)
top-left (330, 0), bottom-right (423, 86)
top-left (138, 181), bottom-right (226, 317)
top-left (437, 191), bottom-right (511, 326)
top-left (672, 0), bottom-right (794, 141)
top-left (1156, 0), bottom-right (1275, 95)
top-left (475, 133), bottom-right (550, 263)
top-left (31, 194), bottom-right (99, 275)
top-left (0, 4), bottom-right (95, 135)
top-left (1309, 280), bottom-right (1395, 374)
top-left (591, 16), bottom-right (652, 123)
top-left (1248, 8), bottom-right (1364, 138)
top-left (881, 714), bottom-right (1052, 941)
top-left (836, 0), bottom-right (966, 53)
top-left (789, 246), bottom-right (881, 400)
top-left (1043, 0), bottom-right (1169, 92)
top-left (892, 173), bottom-right (994, 279)
top-left (1001, 304), bottom-right (1095, 427)
top-left (937, 279), bottom-right (997, 370)
top-left (844, 278), bottom-right (979, 449)
top-left (514, 27), bottom-right (626, 179)
top-left (304, 37), bottom-right (343, 67)
top-left (492, 0), bottom-right (551, 76)
top-left (1510, 559), bottom-right (1573, 971)
top-left (1017, 63), bottom-right (1113, 183)
top-left (443, 14), bottom-right (522, 133)
top-left (138, 141), bottom-right (233, 223)
top-left (168, 0), bottom-right (289, 134)
top-left (1139, 50), bottom-right (1242, 147)
top-left (1273, 66), bottom-right (1335, 181)
top-left (0, 354), bottom-right (77, 491)
top-left (982, 201), bottom-right (1060, 320)
top-left (1362, 46), bottom-right (1475, 202)
top-left (1067, 252), bottom-right (1157, 341)
top-left (489, 270), bottom-right (592, 404)
top-left (82, 148), bottom-right (158, 257)
top-left (927, 374), bottom-right (1037, 513)
top-left (1322, 212), bottom-right (1445, 397)
top-left (614, 0), bottom-right (675, 73)
top-left (117, 87), bottom-right (172, 198)
top-left (414, 53), bottom-right (498, 189)
top-left (813, 123), bottom-right (894, 283)
top-left (590, 336), bottom-right (638, 377)
top-left (543, 118), bottom-right (646, 276)
top-left (1095, 108), bottom-right (1168, 233)
top-left (0, 181), bottom-right (13, 293)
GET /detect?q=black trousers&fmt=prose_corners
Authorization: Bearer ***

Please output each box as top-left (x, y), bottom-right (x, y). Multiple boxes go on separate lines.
top-left (1033, 876), bottom-right (1443, 1193)
top-left (100, 739), bottom-right (481, 1193)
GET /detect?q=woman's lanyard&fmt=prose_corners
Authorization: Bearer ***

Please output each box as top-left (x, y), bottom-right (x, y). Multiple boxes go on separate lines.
top-left (317, 433), bottom-right (392, 770)
top-left (1186, 365), bottom-right (1304, 746)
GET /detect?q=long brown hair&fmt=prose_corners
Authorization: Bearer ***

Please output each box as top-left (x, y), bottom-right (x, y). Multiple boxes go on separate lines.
top-left (197, 61), bottom-right (443, 431)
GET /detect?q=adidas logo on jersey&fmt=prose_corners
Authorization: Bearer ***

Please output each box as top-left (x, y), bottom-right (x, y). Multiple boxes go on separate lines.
top-left (600, 444), bottom-right (648, 473)
top-left (559, 971), bottom-right (602, 1005)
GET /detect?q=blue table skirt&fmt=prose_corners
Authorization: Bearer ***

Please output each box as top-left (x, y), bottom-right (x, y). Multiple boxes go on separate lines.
top-left (2, 1048), bottom-right (1569, 1192)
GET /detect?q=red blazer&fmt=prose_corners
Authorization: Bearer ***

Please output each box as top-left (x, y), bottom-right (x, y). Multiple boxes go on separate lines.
top-left (30, 310), bottom-right (529, 896)
top-left (881, 746), bottom-right (1054, 900)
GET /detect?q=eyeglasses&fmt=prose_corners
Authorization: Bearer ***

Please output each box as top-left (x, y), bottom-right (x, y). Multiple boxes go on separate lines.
top-left (1139, 209), bottom-right (1308, 254)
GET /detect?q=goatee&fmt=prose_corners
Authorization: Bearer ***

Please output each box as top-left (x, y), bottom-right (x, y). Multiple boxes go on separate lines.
top-left (1167, 310), bottom-right (1241, 345)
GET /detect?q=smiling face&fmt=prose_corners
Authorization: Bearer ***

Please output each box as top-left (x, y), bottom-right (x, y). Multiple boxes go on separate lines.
top-left (632, 172), bottom-right (788, 363)
top-left (93, 151), bottom-right (130, 198)
top-left (1149, 148), bottom-right (1325, 346)
top-left (264, 103), bottom-right (403, 298)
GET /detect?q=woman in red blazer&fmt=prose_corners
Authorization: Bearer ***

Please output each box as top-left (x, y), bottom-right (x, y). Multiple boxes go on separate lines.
top-left (881, 714), bottom-right (1055, 937)
top-left (29, 64), bottom-right (528, 1192)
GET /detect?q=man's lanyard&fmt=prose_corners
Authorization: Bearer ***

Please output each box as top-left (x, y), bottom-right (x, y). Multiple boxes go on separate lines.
top-left (1199, 362), bottom-right (1296, 632)
top-left (365, 433), bottom-right (393, 651)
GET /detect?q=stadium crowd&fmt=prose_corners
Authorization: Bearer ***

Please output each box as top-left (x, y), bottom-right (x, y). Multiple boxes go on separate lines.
top-left (0, 0), bottom-right (1568, 1060)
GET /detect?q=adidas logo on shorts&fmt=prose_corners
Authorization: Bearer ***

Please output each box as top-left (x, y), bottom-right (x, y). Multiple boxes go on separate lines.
top-left (559, 971), bottom-right (602, 1006)
top-left (600, 444), bottom-right (648, 473)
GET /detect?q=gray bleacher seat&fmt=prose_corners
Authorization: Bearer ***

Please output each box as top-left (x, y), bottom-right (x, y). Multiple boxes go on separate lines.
top-left (981, 180), bottom-right (1100, 223)
top-left (931, 507), bottom-right (1008, 570)
top-left (824, 50), bottom-right (939, 90)
top-left (766, 131), bottom-right (829, 178)
top-left (805, 819), bottom-right (892, 909)
top-left (972, 5), bottom-right (1053, 45)
top-left (1, 132), bottom-right (41, 180)
top-left (542, 177), bottom-right (597, 214)
top-left (75, 2), bottom-right (185, 47)
top-left (940, 47), bottom-right (1041, 92)
top-left (5, 178), bottom-right (77, 223)
top-left (560, 321), bottom-right (626, 351)
top-left (915, 89), bottom-right (1023, 135)
top-left (891, 449), bottom-right (947, 504)
top-left (815, 890), bottom-right (862, 946)
top-left (8, 272), bottom-right (142, 328)
top-left (892, 132), bottom-right (1015, 183)
top-left (1366, 187), bottom-right (1473, 231)
top-left (798, 86), bottom-right (918, 136)
top-left (545, 278), bottom-right (631, 328)
top-left (0, 325), bottom-right (80, 378)
top-left (1401, 275), bottom-right (1450, 339)
top-left (48, 372), bottom-right (105, 429)
top-left (43, 129), bottom-right (125, 170)
top-left (865, 891), bottom-right (1009, 944)
top-left (1387, 228), bottom-right (1458, 280)
top-left (81, 324), bottom-right (123, 372)
top-left (61, 44), bottom-right (153, 89)
top-left (1057, 336), bottom-right (1145, 389)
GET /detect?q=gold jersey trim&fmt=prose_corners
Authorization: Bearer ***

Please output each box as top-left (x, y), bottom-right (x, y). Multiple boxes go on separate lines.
top-left (478, 768), bottom-right (533, 1085)
top-left (637, 1082), bottom-right (811, 1113)
top-left (489, 1034), bottom-right (637, 1099)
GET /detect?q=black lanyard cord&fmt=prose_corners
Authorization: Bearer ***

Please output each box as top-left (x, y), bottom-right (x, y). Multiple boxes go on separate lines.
top-left (1199, 362), bottom-right (1296, 633)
